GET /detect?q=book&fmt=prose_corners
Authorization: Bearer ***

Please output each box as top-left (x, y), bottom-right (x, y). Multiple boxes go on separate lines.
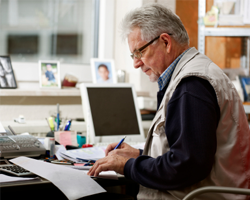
top-left (239, 76), bottom-right (250, 102)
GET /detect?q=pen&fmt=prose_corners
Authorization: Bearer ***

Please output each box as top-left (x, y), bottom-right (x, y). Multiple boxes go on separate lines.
top-left (84, 160), bottom-right (94, 166)
top-left (76, 157), bottom-right (96, 163)
top-left (114, 136), bottom-right (126, 150)
top-left (56, 103), bottom-right (60, 131)
top-left (8, 125), bottom-right (16, 135)
top-left (64, 119), bottom-right (72, 131)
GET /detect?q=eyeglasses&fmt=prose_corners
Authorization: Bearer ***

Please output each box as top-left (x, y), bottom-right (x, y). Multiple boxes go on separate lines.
top-left (130, 33), bottom-right (172, 60)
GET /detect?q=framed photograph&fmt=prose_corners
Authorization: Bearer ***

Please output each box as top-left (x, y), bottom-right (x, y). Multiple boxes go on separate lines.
top-left (91, 58), bottom-right (116, 83)
top-left (39, 60), bottom-right (61, 88)
top-left (0, 56), bottom-right (17, 89)
top-left (239, 76), bottom-right (250, 102)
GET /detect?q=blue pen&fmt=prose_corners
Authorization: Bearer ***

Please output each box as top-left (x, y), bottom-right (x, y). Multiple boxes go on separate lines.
top-left (64, 119), bottom-right (72, 131)
top-left (114, 136), bottom-right (126, 150)
top-left (56, 103), bottom-right (60, 131)
top-left (76, 157), bottom-right (96, 163)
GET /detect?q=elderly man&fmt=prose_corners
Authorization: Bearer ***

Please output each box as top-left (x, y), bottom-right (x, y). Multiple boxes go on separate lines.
top-left (88, 4), bottom-right (250, 200)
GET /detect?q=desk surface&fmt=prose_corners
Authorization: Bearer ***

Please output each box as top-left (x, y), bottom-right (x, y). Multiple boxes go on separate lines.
top-left (0, 173), bottom-right (138, 200)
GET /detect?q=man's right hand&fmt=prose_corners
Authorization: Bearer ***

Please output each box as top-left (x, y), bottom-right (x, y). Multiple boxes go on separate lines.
top-left (105, 142), bottom-right (140, 159)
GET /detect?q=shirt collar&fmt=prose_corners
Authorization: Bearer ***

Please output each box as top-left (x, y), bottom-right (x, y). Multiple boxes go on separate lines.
top-left (157, 48), bottom-right (190, 91)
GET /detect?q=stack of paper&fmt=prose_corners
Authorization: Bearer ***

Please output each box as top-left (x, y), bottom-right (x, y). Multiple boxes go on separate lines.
top-left (59, 146), bottom-right (106, 162)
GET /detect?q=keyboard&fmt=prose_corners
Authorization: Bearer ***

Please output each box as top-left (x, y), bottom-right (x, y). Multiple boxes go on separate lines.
top-left (0, 165), bottom-right (34, 177)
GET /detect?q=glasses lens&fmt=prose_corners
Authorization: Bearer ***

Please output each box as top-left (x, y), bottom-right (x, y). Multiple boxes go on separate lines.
top-left (131, 50), bottom-right (142, 60)
top-left (134, 50), bottom-right (142, 59)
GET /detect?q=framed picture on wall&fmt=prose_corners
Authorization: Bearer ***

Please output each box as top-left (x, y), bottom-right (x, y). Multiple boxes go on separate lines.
top-left (90, 58), bottom-right (116, 83)
top-left (39, 60), bottom-right (61, 89)
top-left (0, 56), bottom-right (17, 89)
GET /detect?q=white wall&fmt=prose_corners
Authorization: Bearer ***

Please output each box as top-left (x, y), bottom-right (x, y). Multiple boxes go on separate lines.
top-left (0, 0), bottom-right (177, 123)
top-left (113, 0), bottom-right (176, 97)
top-left (98, 0), bottom-right (115, 59)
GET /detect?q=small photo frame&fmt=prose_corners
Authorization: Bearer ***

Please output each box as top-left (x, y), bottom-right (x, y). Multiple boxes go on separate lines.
top-left (239, 76), bottom-right (250, 102)
top-left (91, 58), bottom-right (116, 83)
top-left (39, 60), bottom-right (61, 88)
top-left (0, 56), bottom-right (17, 89)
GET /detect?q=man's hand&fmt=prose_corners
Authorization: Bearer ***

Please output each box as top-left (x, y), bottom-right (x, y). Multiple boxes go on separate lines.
top-left (87, 154), bottom-right (129, 177)
top-left (105, 142), bottom-right (140, 158)
top-left (87, 143), bottom-right (140, 177)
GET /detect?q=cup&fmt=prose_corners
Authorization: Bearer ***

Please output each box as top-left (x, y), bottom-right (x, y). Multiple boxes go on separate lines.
top-left (77, 135), bottom-right (86, 148)
top-left (117, 70), bottom-right (126, 83)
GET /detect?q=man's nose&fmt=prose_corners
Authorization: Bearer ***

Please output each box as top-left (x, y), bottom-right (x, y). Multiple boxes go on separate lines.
top-left (133, 57), bottom-right (143, 69)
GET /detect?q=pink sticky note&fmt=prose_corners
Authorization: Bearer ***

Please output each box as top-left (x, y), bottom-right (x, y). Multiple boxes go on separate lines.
top-left (74, 163), bottom-right (86, 166)
top-left (59, 131), bottom-right (72, 147)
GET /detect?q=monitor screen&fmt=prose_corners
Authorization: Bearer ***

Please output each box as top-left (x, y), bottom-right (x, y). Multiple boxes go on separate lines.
top-left (87, 87), bottom-right (140, 136)
top-left (80, 83), bottom-right (145, 144)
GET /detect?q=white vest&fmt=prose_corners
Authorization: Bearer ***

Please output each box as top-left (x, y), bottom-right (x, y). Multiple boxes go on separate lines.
top-left (138, 48), bottom-right (250, 200)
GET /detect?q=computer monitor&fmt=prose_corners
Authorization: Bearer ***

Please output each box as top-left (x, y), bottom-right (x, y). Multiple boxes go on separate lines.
top-left (80, 83), bottom-right (145, 144)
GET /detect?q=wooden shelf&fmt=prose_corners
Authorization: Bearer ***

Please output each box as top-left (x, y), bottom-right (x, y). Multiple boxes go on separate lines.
top-left (0, 89), bottom-right (80, 97)
top-left (1, 120), bottom-right (152, 135)
top-left (0, 89), bottom-right (149, 97)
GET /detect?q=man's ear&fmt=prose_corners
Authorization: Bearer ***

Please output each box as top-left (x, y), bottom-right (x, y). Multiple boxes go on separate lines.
top-left (160, 33), bottom-right (172, 53)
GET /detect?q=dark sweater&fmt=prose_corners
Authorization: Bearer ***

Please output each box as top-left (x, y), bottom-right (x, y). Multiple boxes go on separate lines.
top-left (124, 76), bottom-right (220, 190)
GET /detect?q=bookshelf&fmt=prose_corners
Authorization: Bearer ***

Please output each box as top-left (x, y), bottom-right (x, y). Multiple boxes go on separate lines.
top-left (198, 0), bottom-right (250, 75)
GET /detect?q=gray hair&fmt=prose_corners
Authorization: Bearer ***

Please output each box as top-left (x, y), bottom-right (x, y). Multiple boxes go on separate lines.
top-left (120, 3), bottom-right (189, 45)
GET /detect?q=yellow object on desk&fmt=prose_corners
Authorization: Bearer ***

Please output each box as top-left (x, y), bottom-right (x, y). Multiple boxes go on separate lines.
top-left (48, 117), bottom-right (55, 131)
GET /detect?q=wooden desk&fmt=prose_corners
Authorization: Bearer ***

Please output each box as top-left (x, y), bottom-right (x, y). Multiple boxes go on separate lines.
top-left (0, 174), bottom-right (139, 200)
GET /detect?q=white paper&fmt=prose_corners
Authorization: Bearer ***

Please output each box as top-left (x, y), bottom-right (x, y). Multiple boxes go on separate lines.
top-left (83, 170), bottom-right (118, 180)
top-left (67, 166), bottom-right (118, 180)
top-left (60, 146), bottom-right (106, 162)
top-left (10, 157), bottom-right (106, 200)
top-left (0, 121), bottom-right (6, 132)
top-left (70, 165), bottom-right (92, 170)
top-left (0, 174), bottom-right (41, 184)
top-left (131, 142), bottom-right (145, 150)
top-left (55, 145), bottom-right (67, 160)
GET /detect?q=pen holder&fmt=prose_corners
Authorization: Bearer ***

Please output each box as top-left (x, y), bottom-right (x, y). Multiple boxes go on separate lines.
top-left (77, 135), bottom-right (86, 148)
top-left (54, 130), bottom-right (78, 147)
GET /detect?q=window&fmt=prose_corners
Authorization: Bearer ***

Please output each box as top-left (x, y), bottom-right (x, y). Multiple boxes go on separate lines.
top-left (0, 0), bottom-right (99, 64)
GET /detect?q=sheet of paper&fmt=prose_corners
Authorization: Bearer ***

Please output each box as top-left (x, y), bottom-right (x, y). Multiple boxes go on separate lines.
top-left (131, 142), bottom-right (145, 150)
top-left (55, 145), bottom-right (67, 160)
top-left (10, 157), bottom-right (106, 200)
top-left (71, 165), bottom-right (92, 170)
top-left (0, 121), bottom-right (6, 132)
top-left (60, 165), bottom-right (117, 180)
top-left (0, 174), bottom-right (41, 184)
top-left (60, 146), bottom-right (106, 162)
top-left (81, 170), bottom-right (118, 180)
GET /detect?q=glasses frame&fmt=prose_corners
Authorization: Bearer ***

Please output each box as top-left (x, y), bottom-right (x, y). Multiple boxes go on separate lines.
top-left (130, 33), bottom-right (172, 60)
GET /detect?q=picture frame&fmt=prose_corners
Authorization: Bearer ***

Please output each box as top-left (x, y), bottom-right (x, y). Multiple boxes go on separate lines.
top-left (239, 75), bottom-right (250, 102)
top-left (39, 60), bottom-right (61, 89)
top-left (90, 58), bottom-right (116, 84)
top-left (0, 56), bottom-right (17, 89)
